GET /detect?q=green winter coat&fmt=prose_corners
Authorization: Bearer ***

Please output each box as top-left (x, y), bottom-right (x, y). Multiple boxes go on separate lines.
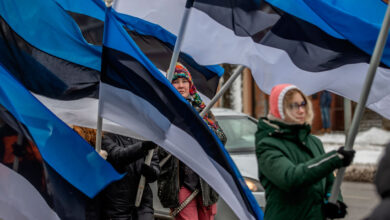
top-left (255, 118), bottom-right (344, 220)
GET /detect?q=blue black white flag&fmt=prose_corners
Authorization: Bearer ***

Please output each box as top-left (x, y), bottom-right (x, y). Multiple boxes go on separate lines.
top-left (0, 0), bottom-right (222, 138)
top-left (56, 0), bottom-right (224, 103)
top-left (0, 63), bottom-right (123, 219)
top-left (99, 7), bottom-right (263, 220)
top-left (120, 0), bottom-right (390, 119)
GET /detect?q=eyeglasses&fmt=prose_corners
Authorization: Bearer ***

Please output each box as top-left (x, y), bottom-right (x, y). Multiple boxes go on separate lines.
top-left (288, 101), bottom-right (307, 110)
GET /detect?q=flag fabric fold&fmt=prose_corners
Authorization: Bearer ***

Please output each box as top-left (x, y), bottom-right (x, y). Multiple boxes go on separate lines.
top-left (99, 7), bottom-right (263, 220)
top-left (0, 63), bottom-right (123, 198)
top-left (59, 0), bottom-right (224, 102)
top-left (118, 0), bottom-right (390, 119)
top-left (302, 0), bottom-right (390, 66)
top-left (0, 113), bottom-right (102, 220)
top-left (0, 0), bottom-right (222, 135)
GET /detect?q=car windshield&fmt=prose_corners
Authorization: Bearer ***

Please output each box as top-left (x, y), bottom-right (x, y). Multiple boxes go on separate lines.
top-left (215, 116), bottom-right (257, 152)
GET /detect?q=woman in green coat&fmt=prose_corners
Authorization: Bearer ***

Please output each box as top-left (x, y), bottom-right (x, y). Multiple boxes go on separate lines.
top-left (255, 84), bottom-right (355, 220)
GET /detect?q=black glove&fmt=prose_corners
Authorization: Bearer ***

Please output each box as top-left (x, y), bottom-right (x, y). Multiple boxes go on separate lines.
top-left (141, 141), bottom-right (157, 151)
top-left (12, 139), bottom-right (27, 157)
top-left (337, 146), bottom-right (355, 167)
top-left (323, 201), bottom-right (347, 219)
top-left (141, 163), bottom-right (158, 183)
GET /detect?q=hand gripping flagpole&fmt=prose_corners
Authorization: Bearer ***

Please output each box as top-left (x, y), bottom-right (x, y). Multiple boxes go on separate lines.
top-left (136, 0), bottom-right (194, 207)
top-left (328, 2), bottom-right (390, 205)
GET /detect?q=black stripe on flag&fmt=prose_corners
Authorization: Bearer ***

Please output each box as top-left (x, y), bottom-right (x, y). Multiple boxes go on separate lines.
top-left (126, 30), bottom-right (220, 99)
top-left (0, 112), bottom-right (100, 220)
top-left (0, 16), bottom-right (100, 100)
top-left (261, 13), bottom-right (375, 72)
top-left (194, 0), bottom-right (279, 37)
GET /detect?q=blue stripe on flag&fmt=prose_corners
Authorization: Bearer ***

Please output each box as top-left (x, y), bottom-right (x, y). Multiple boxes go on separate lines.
top-left (303, 0), bottom-right (390, 66)
top-left (0, 0), bottom-right (102, 71)
top-left (54, 0), bottom-right (106, 21)
top-left (0, 63), bottom-right (123, 198)
top-left (265, 0), bottom-right (343, 39)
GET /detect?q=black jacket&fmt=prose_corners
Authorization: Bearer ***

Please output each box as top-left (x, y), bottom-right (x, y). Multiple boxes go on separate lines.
top-left (157, 110), bottom-right (227, 208)
top-left (101, 133), bottom-right (160, 219)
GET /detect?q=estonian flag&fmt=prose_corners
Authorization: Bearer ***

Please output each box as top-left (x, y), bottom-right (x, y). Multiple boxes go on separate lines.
top-left (0, 0), bottom-right (223, 138)
top-left (57, 0), bottom-right (224, 103)
top-left (118, 0), bottom-right (390, 119)
top-left (0, 63), bottom-right (123, 219)
top-left (99, 7), bottom-right (263, 220)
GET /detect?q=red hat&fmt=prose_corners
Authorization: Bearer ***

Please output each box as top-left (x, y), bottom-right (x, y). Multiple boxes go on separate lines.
top-left (269, 84), bottom-right (297, 120)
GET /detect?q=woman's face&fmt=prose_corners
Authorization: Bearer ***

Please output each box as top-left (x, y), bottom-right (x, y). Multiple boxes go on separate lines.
top-left (285, 92), bottom-right (307, 124)
top-left (172, 77), bottom-right (190, 98)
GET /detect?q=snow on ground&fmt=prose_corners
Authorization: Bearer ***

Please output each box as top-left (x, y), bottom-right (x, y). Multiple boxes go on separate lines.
top-left (314, 127), bottom-right (390, 165)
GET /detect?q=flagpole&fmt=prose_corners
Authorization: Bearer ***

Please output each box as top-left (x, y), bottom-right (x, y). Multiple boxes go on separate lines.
top-left (328, 2), bottom-right (390, 204)
top-left (136, 0), bottom-right (194, 206)
top-left (95, 0), bottom-right (114, 153)
top-left (200, 65), bottom-right (245, 117)
top-left (166, 0), bottom-right (194, 82)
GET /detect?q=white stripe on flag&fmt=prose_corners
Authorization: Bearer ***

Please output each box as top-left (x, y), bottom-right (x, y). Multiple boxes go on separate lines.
top-left (99, 82), bottom-right (255, 220)
top-left (0, 163), bottom-right (60, 220)
top-left (33, 94), bottom-right (146, 140)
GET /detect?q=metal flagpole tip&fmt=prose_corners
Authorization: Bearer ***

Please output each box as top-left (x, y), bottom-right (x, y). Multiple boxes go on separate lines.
top-left (105, 0), bottom-right (113, 7)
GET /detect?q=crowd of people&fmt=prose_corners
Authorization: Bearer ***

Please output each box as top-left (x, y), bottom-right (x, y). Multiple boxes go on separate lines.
top-left (7, 63), bottom-right (390, 220)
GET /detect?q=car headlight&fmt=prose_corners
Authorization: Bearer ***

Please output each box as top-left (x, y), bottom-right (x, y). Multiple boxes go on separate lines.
top-left (244, 177), bottom-right (264, 192)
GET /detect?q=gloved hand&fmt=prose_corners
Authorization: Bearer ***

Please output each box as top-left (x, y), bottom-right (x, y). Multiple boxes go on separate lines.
top-left (12, 139), bottom-right (27, 157)
top-left (141, 163), bottom-right (158, 183)
top-left (337, 146), bottom-right (355, 167)
top-left (323, 200), bottom-right (347, 219)
top-left (141, 141), bottom-right (157, 151)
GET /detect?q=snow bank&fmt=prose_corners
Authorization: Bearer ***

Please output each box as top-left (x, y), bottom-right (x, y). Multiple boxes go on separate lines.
top-left (316, 127), bottom-right (390, 146)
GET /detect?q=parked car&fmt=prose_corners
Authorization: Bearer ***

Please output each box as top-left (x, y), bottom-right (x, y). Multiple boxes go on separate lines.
top-left (153, 108), bottom-right (265, 219)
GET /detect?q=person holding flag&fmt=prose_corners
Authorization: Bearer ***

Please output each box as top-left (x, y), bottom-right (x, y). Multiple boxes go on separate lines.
top-left (101, 133), bottom-right (159, 220)
top-left (255, 84), bottom-right (355, 220)
top-left (157, 63), bottom-right (226, 220)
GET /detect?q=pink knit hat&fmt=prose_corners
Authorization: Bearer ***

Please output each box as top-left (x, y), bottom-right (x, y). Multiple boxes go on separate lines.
top-left (269, 84), bottom-right (297, 120)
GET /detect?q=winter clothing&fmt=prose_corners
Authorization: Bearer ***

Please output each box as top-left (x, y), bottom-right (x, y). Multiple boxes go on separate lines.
top-left (323, 200), bottom-right (347, 219)
top-left (175, 187), bottom-right (217, 220)
top-left (269, 84), bottom-right (297, 120)
top-left (365, 143), bottom-right (390, 220)
top-left (268, 84), bottom-right (313, 125)
top-left (172, 63), bottom-right (221, 131)
top-left (256, 117), bottom-right (346, 220)
top-left (320, 91), bottom-right (332, 129)
top-left (157, 63), bottom-right (226, 219)
top-left (337, 146), bottom-right (356, 167)
top-left (102, 133), bottom-right (160, 220)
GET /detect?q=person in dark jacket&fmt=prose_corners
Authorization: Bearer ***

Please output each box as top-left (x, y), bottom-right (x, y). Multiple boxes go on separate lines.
top-left (255, 84), bottom-right (355, 220)
top-left (320, 90), bottom-right (332, 133)
top-left (102, 133), bottom-right (159, 220)
top-left (365, 142), bottom-right (390, 220)
top-left (157, 63), bottom-right (227, 220)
